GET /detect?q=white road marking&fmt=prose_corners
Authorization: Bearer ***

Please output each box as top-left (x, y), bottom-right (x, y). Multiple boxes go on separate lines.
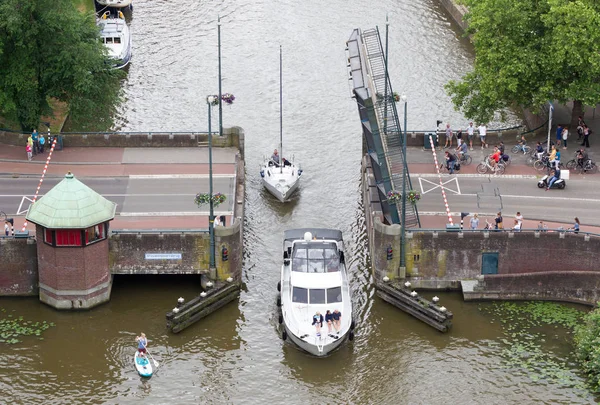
top-left (117, 211), bottom-right (234, 217)
top-left (129, 174), bottom-right (234, 179)
top-left (419, 177), bottom-right (461, 195)
top-left (17, 196), bottom-right (34, 215)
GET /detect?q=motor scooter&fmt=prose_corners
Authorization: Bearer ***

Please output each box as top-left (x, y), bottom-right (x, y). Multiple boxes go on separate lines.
top-left (537, 175), bottom-right (566, 189)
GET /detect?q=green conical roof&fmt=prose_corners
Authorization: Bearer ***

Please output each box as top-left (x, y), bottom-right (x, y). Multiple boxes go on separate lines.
top-left (26, 172), bottom-right (116, 229)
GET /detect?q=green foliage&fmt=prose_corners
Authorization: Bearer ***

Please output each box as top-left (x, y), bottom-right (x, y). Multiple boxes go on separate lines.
top-left (574, 306), bottom-right (600, 391)
top-left (481, 301), bottom-right (586, 389)
top-left (0, 309), bottom-right (55, 344)
top-left (0, 0), bottom-right (123, 131)
top-left (447, 0), bottom-right (600, 124)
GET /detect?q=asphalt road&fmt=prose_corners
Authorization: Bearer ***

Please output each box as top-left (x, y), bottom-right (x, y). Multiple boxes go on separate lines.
top-left (0, 177), bottom-right (236, 217)
top-left (415, 175), bottom-right (600, 225)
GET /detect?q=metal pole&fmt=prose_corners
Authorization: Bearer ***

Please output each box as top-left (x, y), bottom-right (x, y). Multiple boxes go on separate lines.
top-left (547, 102), bottom-right (553, 152)
top-left (208, 101), bottom-right (216, 273)
top-left (383, 14), bottom-right (389, 134)
top-left (218, 16), bottom-right (223, 137)
top-left (400, 97), bottom-right (407, 269)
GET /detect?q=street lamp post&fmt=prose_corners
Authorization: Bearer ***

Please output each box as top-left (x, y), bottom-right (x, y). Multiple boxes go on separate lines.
top-left (207, 96), bottom-right (216, 276)
top-left (218, 16), bottom-right (223, 138)
top-left (400, 94), bottom-right (408, 271)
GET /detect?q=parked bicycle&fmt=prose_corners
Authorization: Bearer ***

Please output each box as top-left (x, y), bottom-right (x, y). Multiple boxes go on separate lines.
top-left (476, 159), bottom-right (505, 175)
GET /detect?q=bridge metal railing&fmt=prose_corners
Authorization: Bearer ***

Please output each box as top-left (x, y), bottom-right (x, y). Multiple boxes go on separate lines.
top-left (361, 28), bottom-right (419, 228)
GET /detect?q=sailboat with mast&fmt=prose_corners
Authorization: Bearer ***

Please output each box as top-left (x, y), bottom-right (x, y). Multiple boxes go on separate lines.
top-left (260, 47), bottom-right (302, 203)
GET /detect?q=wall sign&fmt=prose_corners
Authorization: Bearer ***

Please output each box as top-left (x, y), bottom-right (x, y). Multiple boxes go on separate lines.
top-left (145, 253), bottom-right (182, 260)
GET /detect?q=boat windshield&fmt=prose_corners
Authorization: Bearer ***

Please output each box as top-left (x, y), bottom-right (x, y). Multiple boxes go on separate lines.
top-left (292, 287), bottom-right (342, 304)
top-left (291, 242), bottom-right (340, 273)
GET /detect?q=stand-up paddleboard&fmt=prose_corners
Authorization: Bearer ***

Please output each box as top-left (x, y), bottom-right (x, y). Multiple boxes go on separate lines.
top-left (134, 351), bottom-right (153, 377)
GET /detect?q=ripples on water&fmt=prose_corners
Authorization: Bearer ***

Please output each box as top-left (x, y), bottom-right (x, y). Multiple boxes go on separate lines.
top-left (0, 0), bottom-right (594, 403)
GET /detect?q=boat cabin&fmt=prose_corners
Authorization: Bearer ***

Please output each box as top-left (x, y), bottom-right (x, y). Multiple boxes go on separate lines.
top-left (291, 242), bottom-right (340, 273)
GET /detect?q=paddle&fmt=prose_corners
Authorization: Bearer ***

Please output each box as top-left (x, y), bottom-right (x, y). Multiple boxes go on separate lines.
top-left (142, 343), bottom-right (159, 367)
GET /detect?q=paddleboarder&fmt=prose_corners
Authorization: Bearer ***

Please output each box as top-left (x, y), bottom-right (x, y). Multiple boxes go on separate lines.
top-left (136, 332), bottom-right (148, 358)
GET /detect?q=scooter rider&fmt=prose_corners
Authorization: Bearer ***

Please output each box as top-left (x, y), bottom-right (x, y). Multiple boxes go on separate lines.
top-left (546, 168), bottom-right (560, 190)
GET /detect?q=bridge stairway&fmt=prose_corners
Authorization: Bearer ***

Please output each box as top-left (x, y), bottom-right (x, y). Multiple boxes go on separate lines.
top-left (362, 29), bottom-right (419, 228)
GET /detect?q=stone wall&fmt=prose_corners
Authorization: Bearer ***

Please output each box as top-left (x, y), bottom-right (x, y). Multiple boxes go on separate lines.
top-left (0, 126), bottom-right (245, 157)
top-left (0, 237), bottom-right (38, 296)
top-left (108, 221), bottom-right (243, 281)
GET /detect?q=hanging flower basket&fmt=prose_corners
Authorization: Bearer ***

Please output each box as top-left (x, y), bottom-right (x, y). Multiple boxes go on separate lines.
top-left (207, 95), bottom-right (220, 106)
top-left (407, 190), bottom-right (421, 204)
top-left (195, 193), bottom-right (227, 207)
top-left (386, 190), bottom-right (402, 205)
top-left (221, 93), bottom-right (235, 105)
top-left (392, 92), bottom-right (400, 102)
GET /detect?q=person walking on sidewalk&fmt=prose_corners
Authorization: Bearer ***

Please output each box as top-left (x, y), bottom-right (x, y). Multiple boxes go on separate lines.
top-left (39, 134), bottom-right (46, 154)
top-left (555, 125), bottom-right (563, 148)
top-left (444, 123), bottom-right (453, 149)
top-left (478, 124), bottom-right (488, 149)
top-left (562, 126), bottom-right (569, 149)
top-left (31, 129), bottom-right (39, 156)
top-left (467, 122), bottom-right (475, 150)
top-left (581, 125), bottom-right (591, 148)
top-left (577, 116), bottom-right (586, 141)
top-left (494, 212), bottom-right (503, 230)
top-left (470, 214), bottom-right (480, 230)
top-left (26, 143), bottom-right (32, 161)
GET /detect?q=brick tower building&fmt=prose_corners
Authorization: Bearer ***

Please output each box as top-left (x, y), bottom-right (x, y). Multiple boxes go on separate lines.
top-left (26, 172), bottom-right (116, 309)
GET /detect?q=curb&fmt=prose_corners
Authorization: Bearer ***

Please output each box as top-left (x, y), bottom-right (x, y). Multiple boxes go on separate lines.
top-left (415, 173), bottom-right (538, 179)
top-left (0, 158), bottom-right (122, 165)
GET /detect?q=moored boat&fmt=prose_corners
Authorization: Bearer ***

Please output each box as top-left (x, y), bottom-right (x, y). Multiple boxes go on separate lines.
top-left (278, 229), bottom-right (354, 356)
top-left (97, 11), bottom-right (132, 69)
top-left (134, 351), bottom-right (153, 377)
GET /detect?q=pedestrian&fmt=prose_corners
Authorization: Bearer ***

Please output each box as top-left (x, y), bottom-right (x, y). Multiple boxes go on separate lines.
top-left (26, 143), bottom-right (32, 161)
top-left (512, 219), bottom-right (522, 232)
top-left (444, 123), bottom-right (453, 149)
top-left (467, 122), bottom-right (475, 151)
top-left (470, 213), bottom-right (480, 230)
top-left (494, 212), bottom-right (503, 230)
top-left (577, 116), bottom-right (585, 140)
top-left (31, 129), bottom-right (39, 156)
top-left (581, 125), bottom-right (591, 148)
top-left (515, 212), bottom-right (523, 229)
top-left (456, 128), bottom-right (463, 147)
top-left (556, 125), bottom-right (563, 147)
top-left (538, 221), bottom-right (548, 232)
top-left (4, 221), bottom-right (9, 236)
top-left (569, 217), bottom-right (580, 234)
top-left (39, 133), bottom-right (46, 154)
top-left (562, 126), bottom-right (569, 149)
top-left (478, 124), bottom-right (488, 149)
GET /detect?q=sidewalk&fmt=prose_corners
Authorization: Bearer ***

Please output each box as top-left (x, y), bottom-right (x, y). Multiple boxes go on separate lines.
top-left (0, 145), bottom-right (238, 177)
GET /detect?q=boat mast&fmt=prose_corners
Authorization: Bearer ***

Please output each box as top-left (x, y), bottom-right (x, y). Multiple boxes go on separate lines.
top-left (280, 45), bottom-right (283, 174)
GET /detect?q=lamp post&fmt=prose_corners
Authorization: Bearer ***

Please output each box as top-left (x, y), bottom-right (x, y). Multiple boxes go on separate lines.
top-left (218, 16), bottom-right (223, 137)
top-left (400, 94), bottom-right (408, 270)
top-left (206, 96), bottom-right (216, 275)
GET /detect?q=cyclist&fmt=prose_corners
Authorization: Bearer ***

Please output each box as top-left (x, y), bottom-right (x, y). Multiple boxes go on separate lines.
top-left (456, 140), bottom-right (468, 160)
top-left (577, 148), bottom-right (589, 169)
top-left (445, 151), bottom-right (458, 174)
top-left (535, 142), bottom-right (544, 160)
top-left (489, 147), bottom-right (501, 170)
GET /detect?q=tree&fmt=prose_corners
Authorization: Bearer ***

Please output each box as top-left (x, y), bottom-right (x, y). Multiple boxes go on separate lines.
top-left (445, 0), bottom-right (600, 129)
top-left (0, 0), bottom-right (123, 131)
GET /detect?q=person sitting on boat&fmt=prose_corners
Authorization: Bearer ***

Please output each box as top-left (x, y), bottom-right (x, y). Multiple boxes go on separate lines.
top-left (136, 332), bottom-right (148, 358)
top-left (312, 312), bottom-right (324, 337)
top-left (332, 310), bottom-right (342, 334)
top-left (270, 149), bottom-right (291, 167)
top-left (325, 310), bottom-right (333, 334)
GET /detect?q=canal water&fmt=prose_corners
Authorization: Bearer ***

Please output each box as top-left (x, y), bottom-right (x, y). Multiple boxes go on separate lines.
top-left (1, 0), bottom-right (596, 403)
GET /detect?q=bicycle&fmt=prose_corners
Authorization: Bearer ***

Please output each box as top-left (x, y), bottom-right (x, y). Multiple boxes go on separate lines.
top-left (533, 156), bottom-right (563, 174)
top-left (458, 152), bottom-right (472, 165)
top-left (511, 143), bottom-right (531, 154)
top-left (476, 159), bottom-right (505, 175)
top-left (439, 162), bottom-right (461, 174)
top-left (566, 159), bottom-right (598, 174)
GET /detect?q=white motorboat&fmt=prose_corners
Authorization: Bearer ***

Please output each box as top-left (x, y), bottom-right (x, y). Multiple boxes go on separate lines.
top-left (97, 12), bottom-right (132, 69)
top-left (278, 229), bottom-right (354, 357)
top-left (96, 0), bottom-right (133, 9)
top-left (260, 46), bottom-right (302, 202)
